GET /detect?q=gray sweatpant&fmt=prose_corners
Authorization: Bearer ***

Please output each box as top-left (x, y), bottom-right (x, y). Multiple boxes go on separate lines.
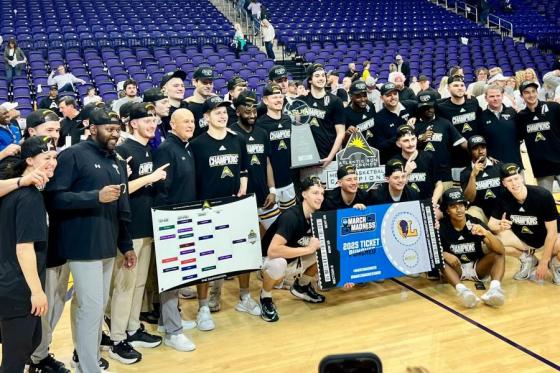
top-left (159, 290), bottom-right (183, 336)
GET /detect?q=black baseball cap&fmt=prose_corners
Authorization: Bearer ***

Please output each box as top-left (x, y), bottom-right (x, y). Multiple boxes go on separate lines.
top-left (20, 136), bottom-right (57, 159)
top-left (385, 158), bottom-right (405, 176)
top-left (160, 70), bottom-right (187, 88)
top-left (50, 85), bottom-right (58, 90)
top-left (193, 67), bottom-right (214, 81)
top-left (263, 83), bottom-right (282, 96)
top-left (203, 96), bottom-right (229, 113)
top-left (234, 90), bottom-right (257, 108)
top-left (143, 87), bottom-right (166, 103)
top-left (380, 83), bottom-right (398, 96)
top-left (418, 75), bottom-right (429, 82)
top-left (417, 91), bottom-right (438, 108)
top-left (227, 76), bottom-right (247, 91)
top-left (306, 63), bottom-right (324, 78)
top-left (327, 70), bottom-right (339, 77)
top-left (119, 101), bottom-right (135, 119)
top-left (129, 102), bottom-right (156, 121)
top-left (467, 135), bottom-right (487, 150)
top-left (300, 176), bottom-right (323, 192)
top-left (337, 164), bottom-right (357, 180)
top-left (396, 124), bottom-right (415, 139)
top-left (349, 80), bottom-right (367, 95)
top-left (81, 101), bottom-right (106, 122)
top-left (268, 65), bottom-right (288, 81)
top-left (441, 187), bottom-right (468, 210)
top-left (500, 162), bottom-right (521, 180)
top-left (89, 107), bottom-right (121, 126)
top-left (519, 80), bottom-right (539, 94)
top-left (447, 75), bottom-right (465, 84)
top-left (25, 109), bottom-right (60, 138)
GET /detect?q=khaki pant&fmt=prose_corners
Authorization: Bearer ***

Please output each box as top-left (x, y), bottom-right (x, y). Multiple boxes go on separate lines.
top-left (109, 237), bottom-right (153, 342)
top-left (466, 205), bottom-right (489, 225)
top-left (141, 246), bottom-right (159, 313)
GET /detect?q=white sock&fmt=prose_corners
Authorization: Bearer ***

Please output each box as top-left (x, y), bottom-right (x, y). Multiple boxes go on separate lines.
top-left (490, 280), bottom-right (501, 290)
top-left (551, 256), bottom-right (560, 267)
top-left (127, 329), bottom-right (137, 336)
top-left (455, 283), bottom-right (467, 292)
top-left (261, 289), bottom-right (272, 298)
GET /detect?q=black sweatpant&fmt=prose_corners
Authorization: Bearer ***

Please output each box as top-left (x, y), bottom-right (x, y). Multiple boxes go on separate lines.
top-left (0, 314), bottom-right (42, 373)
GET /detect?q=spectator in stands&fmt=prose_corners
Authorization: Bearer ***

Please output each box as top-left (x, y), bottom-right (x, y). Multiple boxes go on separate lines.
top-left (417, 75), bottom-right (441, 99)
top-left (112, 79), bottom-right (142, 113)
top-left (488, 66), bottom-right (502, 80)
top-left (232, 23), bottom-right (247, 59)
top-left (0, 106), bottom-right (21, 154)
top-left (438, 76), bottom-right (450, 98)
top-left (388, 72), bottom-right (417, 103)
top-left (505, 76), bottom-right (520, 110)
top-left (389, 63), bottom-right (397, 73)
top-left (261, 19), bottom-right (276, 60)
top-left (543, 69), bottom-right (560, 101)
top-left (1, 102), bottom-right (22, 141)
top-left (394, 55), bottom-right (410, 85)
top-left (58, 96), bottom-right (84, 147)
top-left (247, 0), bottom-right (262, 34)
top-left (83, 87), bottom-right (102, 106)
top-left (296, 81), bottom-right (307, 96)
top-left (39, 85), bottom-right (62, 116)
top-left (449, 65), bottom-right (464, 77)
top-left (345, 63), bottom-right (359, 82)
top-left (467, 67), bottom-right (489, 97)
top-left (362, 61), bottom-right (371, 81)
top-left (365, 76), bottom-right (382, 112)
top-left (342, 77), bottom-right (352, 94)
top-left (409, 76), bottom-right (421, 95)
top-left (478, 0), bottom-right (490, 25)
top-left (286, 80), bottom-right (298, 99)
top-left (3, 38), bottom-right (26, 83)
top-left (47, 65), bottom-right (86, 94)
top-left (327, 71), bottom-right (349, 106)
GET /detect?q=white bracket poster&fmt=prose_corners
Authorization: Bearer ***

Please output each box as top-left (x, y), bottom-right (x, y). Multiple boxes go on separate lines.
top-left (151, 194), bottom-right (262, 292)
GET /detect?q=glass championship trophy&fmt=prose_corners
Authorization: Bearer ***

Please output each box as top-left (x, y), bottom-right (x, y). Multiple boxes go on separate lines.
top-left (285, 99), bottom-right (322, 169)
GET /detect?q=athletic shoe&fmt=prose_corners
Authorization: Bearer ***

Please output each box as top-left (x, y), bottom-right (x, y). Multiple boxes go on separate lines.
top-left (178, 287), bottom-right (197, 299)
top-left (163, 333), bottom-right (196, 352)
top-left (108, 341), bottom-right (142, 365)
top-left (235, 293), bottom-right (261, 316)
top-left (157, 319), bottom-right (197, 333)
top-left (513, 253), bottom-right (538, 280)
top-left (100, 331), bottom-right (112, 351)
top-left (260, 297), bottom-right (279, 322)
top-left (139, 311), bottom-right (159, 325)
top-left (127, 325), bottom-right (162, 348)
top-left (457, 288), bottom-right (479, 308)
top-left (480, 287), bottom-right (505, 307)
top-left (208, 282), bottom-right (222, 312)
top-left (196, 306), bottom-right (215, 331)
top-left (29, 354), bottom-right (70, 373)
top-left (290, 280), bottom-right (326, 303)
top-left (71, 350), bottom-right (110, 371)
top-left (549, 260), bottom-right (560, 285)
top-left (426, 270), bottom-right (440, 281)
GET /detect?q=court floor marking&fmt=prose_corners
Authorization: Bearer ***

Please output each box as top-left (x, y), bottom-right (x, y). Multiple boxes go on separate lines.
top-left (392, 278), bottom-right (560, 371)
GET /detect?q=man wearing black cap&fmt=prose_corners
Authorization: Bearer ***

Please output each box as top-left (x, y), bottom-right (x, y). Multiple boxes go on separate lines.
top-left (374, 82), bottom-right (417, 163)
top-left (439, 188), bottom-right (505, 308)
top-left (415, 90), bottom-right (467, 190)
top-left (57, 96), bottom-right (83, 147)
top-left (24, 109), bottom-right (61, 146)
top-left (478, 84), bottom-right (521, 166)
top-left (321, 164), bottom-right (369, 210)
top-left (255, 83), bottom-right (297, 210)
top-left (488, 163), bottom-right (560, 284)
top-left (515, 80), bottom-right (560, 194)
top-left (185, 66), bottom-right (215, 137)
top-left (297, 63), bottom-right (346, 178)
top-left (259, 176), bottom-right (326, 322)
top-left (47, 107), bottom-right (137, 373)
top-left (143, 87), bottom-right (170, 149)
top-left (393, 124), bottom-right (443, 204)
top-left (368, 158), bottom-right (419, 204)
top-left (225, 76), bottom-right (248, 127)
top-left (460, 135), bottom-right (504, 224)
top-left (256, 65), bottom-right (291, 118)
top-left (38, 85), bottom-right (62, 116)
top-left (112, 79), bottom-right (142, 113)
top-left (159, 69), bottom-right (188, 137)
top-left (344, 80), bottom-right (376, 146)
top-left (189, 96), bottom-right (257, 329)
top-left (417, 75), bottom-right (440, 99)
top-left (108, 103), bottom-right (167, 364)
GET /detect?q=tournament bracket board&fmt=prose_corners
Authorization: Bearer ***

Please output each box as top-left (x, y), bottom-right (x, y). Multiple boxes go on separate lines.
top-left (151, 194), bottom-right (262, 292)
top-left (311, 199), bottom-right (443, 289)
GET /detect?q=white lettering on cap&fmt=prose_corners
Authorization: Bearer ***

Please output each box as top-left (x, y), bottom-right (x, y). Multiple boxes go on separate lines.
top-left (275, 67), bottom-right (286, 75)
top-left (419, 95), bottom-right (430, 102)
top-left (202, 69), bottom-right (212, 76)
top-left (449, 191), bottom-right (462, 200)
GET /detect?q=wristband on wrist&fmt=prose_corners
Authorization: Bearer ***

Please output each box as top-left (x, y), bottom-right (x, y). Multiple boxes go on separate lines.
top-left (269, 187), bottom-right (276, 195)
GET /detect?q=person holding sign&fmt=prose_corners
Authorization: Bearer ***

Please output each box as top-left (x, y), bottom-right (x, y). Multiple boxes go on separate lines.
top-left (259, 176), bottom-right (326, 322)
top-left (322, 164), bottom-right (369, 210)
top-left (439, 188), bottom-right (506, 308)
top-left (368, 159), bottom-right (419, 204)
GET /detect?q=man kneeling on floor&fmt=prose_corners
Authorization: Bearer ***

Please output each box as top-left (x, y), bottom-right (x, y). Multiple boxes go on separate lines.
top-left (439, 188), bottom-right (506, 308)
top-left (258, 176), bottom-right (326, 322)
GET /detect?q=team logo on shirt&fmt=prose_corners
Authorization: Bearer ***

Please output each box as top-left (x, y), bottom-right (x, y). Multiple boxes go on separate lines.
top-left (452, 112), bottom-right (476, 126)
top-left (209, 154), bottom-right (238, 167)
top-left (535, 132), bottom-right (546, 142)
top-left (521, 226), bottom-right (534, 234)
top-left (410, 183), bottom-right (420, 192)
top-left (425, 142), bottom-right (435, 152)
top-left (278, 140), bottom-right (287, 150)
top-left (221, 166), bottom-right (234, 178)
top-left (138, 162), bottom-right (153, 176)
top-left (462, 123), bottom-right (473, 133)
top-left (484, 189), bottom-right (496, 199)
top-left (309, 117), bottom-right (320, 127)
top-left (250, 155), bottom-right (260, 165)
top-left (510, 215), bottom-right (538, 225)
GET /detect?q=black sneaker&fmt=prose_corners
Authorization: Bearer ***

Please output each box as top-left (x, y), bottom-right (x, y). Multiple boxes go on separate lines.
top-left (290, 279), bottom-right (326, 303)
top-left (127, 324), bottom-right (162, 348)
top-left (426, 269), bottom-right (440, 281)
top-left (260, 297), bottom-right (279, 322)
top-left (100, 331), bottom-right (112, 351)
top-left (29, 354), bottom-right (70, 373)
top-left (71, 350), bottom-right (110, 370)
top-left (139, 310), bottom-right (159, 325)
top-left (108, 340), bottom-right (142, 365)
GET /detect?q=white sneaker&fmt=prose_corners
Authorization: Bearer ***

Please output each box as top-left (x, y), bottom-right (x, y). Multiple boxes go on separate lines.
top-left (178, 287), bottom-right (197, 299)
top-left (208, 281), bottom-right (223, 312)
top-left (163, 333), bottom-right (196, 352)
top-left (196, 306), bottom-right (215, 331)
top-left (480, 287), bottom-right (505, 307)
top-left (157, 319), bottom-right (197, 333)
top-left (513, 253), bottom-right (538, 280)
top-left (235, 294), bottom-right (261, 316)
top-left (457, 288), bottom-right (479, 308)
top-left (549, 260), bottom-right (560, 285)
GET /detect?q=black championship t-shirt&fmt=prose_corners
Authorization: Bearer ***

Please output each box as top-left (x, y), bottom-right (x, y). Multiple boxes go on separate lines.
top-left (0, 187), bottom-right (48, 318)
top-left (190, 130), bottom-right (249, 200)
top-left (373, 103), bottom-right (415, 163)
top-left (260, 204), bottom-right (311, 260)
top-left (321, 187), bottom-right (370, 211)
top-left (367, 183), bottom-right (419, 204)
top-left (415, 116), bottom-right (465, 182)
top-left (515, 101), bottom-right (560, 178)
top-left (186, 101), bottom-right (209, 139)
top-left (117, 138), bottom-right (155, 239)
top-left (479, 107), bottom-right (522, 166)
top-left (297, 93), bottom-right (346, 159)
top-left (344, 103), bottom-right (376, 146)
top-left (256, 113), bottom-right (293, 188)
top-left (491, 185), bottom-right (559, 248)
top-left (440, 215), bottom-right (486, 264)
top-left (460, 161), bottom-right (503, 217)
top-left (394, 150), bottom-right (443, 200)
top-left (230, 123), bottom-right (270, 207)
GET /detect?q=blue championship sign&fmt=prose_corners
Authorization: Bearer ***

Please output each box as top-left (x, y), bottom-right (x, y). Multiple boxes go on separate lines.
top-left (311, 199), bottom-right (443, 289)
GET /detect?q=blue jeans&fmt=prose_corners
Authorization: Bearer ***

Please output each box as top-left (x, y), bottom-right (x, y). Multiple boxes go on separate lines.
top-left (265, 41), bottom-right (275, 60)
top-left (5, 65), bottom-right (23, 83)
